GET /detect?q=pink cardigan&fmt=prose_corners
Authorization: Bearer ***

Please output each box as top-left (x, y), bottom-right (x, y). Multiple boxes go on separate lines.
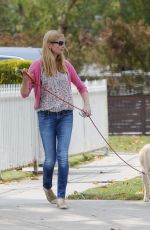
top-left (21, 59), bottom-right (88, 110)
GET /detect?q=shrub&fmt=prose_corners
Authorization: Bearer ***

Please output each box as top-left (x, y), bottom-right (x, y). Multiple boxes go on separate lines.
top-left (0, 59), bottom-right (32, 84)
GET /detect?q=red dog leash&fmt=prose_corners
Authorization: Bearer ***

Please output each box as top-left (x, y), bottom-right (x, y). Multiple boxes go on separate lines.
top-left (17, 68), bottom-right (146, 175)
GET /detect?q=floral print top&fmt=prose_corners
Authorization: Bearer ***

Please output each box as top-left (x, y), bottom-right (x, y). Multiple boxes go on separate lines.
top-left (38, 71), bottom-right (73, 112)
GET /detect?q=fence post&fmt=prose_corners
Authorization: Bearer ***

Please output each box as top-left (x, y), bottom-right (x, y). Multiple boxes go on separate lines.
top-left (33, 158), bottom-right (38, 175)
top-left (0, 170), bottom-right (3, 180)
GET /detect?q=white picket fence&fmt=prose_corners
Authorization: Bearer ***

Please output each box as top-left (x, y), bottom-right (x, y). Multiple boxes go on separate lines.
top-left (0, 80), bottom-right (108, 171)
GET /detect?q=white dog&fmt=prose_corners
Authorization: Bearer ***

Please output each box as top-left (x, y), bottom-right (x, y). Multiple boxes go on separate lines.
top-left (139, 144), bottom-right (150, 202)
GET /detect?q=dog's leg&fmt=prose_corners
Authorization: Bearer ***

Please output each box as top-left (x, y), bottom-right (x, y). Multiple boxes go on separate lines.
top-left (147, 174), bottom-right (150, 201)
top-left (142, 174), bottom-right (150, 202)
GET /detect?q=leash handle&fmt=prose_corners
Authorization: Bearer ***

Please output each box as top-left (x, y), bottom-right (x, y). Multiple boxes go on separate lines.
top-left (15, 68), bottom-right (34, 81)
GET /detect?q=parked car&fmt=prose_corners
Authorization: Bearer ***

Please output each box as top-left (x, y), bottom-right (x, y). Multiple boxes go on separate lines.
top-left (0, 47), bottom-right (41, 61)
top-left (0, 55), bottom-right (25, 60)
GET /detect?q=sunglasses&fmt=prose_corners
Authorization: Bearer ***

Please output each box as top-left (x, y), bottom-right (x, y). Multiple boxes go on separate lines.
top-left (50, 41), bottom-right (65, 46)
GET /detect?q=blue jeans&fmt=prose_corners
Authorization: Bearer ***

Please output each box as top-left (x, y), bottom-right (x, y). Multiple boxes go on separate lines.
top-left (37, 110), bottom-right (73, 198)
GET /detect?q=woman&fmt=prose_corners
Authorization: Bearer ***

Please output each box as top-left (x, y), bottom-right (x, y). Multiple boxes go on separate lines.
top-left (20, 30), bottom-right (91, 209)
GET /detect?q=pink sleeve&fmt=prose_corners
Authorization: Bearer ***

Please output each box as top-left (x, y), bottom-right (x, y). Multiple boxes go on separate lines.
top-left (28, 61), bottom-right (36, 82)
top-left (66, 61), bottom-right (88, 93)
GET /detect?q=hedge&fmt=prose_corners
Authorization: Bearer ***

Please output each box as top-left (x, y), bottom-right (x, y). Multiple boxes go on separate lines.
top-left (0, 59), bottom-right (32, 84)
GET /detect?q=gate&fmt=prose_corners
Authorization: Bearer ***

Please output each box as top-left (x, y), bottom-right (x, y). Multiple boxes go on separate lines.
top-left (108, 94), bottom-right (150, 134)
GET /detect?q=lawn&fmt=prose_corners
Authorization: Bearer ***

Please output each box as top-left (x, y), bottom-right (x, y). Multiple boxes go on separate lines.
top-left (108, 135), bottom-right (150, 153)
top-left (0, 170), bottom-right (35, 183)
top-left (68, 177), bottom-right (143, 200)
top-left (69, 152), bottom-right (103, 167)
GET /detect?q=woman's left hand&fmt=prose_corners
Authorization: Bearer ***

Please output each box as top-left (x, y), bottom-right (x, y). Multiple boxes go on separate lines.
top-left (82, 104), bottom-right (91, 117)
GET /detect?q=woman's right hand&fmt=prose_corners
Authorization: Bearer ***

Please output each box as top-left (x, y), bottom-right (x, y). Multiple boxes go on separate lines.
top-left (82, 104), bottom-right (91, 117)
top-left (22, 70), bottom-right (30, 81)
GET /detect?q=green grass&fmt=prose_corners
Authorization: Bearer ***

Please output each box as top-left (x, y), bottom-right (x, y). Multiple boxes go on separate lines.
top-left (0, 170), bottom-right (37, 183)
top-left (108, 135), bottom-right (150, 153)
top-left (68, 177), bottom-right (143, 200)
top-left (69, 152), bottom-right (103, 167)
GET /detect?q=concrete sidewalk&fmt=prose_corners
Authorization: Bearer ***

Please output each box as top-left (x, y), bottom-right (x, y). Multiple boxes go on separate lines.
top-left (0, 153), bottom-right (150, 230)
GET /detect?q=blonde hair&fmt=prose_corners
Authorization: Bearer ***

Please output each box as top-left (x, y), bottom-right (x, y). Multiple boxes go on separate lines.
top-left (42, 30), bottom-right (67, 76)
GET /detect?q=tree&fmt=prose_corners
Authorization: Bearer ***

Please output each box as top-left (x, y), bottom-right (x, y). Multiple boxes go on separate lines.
top-left (0, 0), bottom-right (19, 33)
top-left (1, 0), bottom-right (150, 70)
top-left (99, 19), bottom-right (150, 71)
top-left (118, 0), bottom-right (150, 25)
